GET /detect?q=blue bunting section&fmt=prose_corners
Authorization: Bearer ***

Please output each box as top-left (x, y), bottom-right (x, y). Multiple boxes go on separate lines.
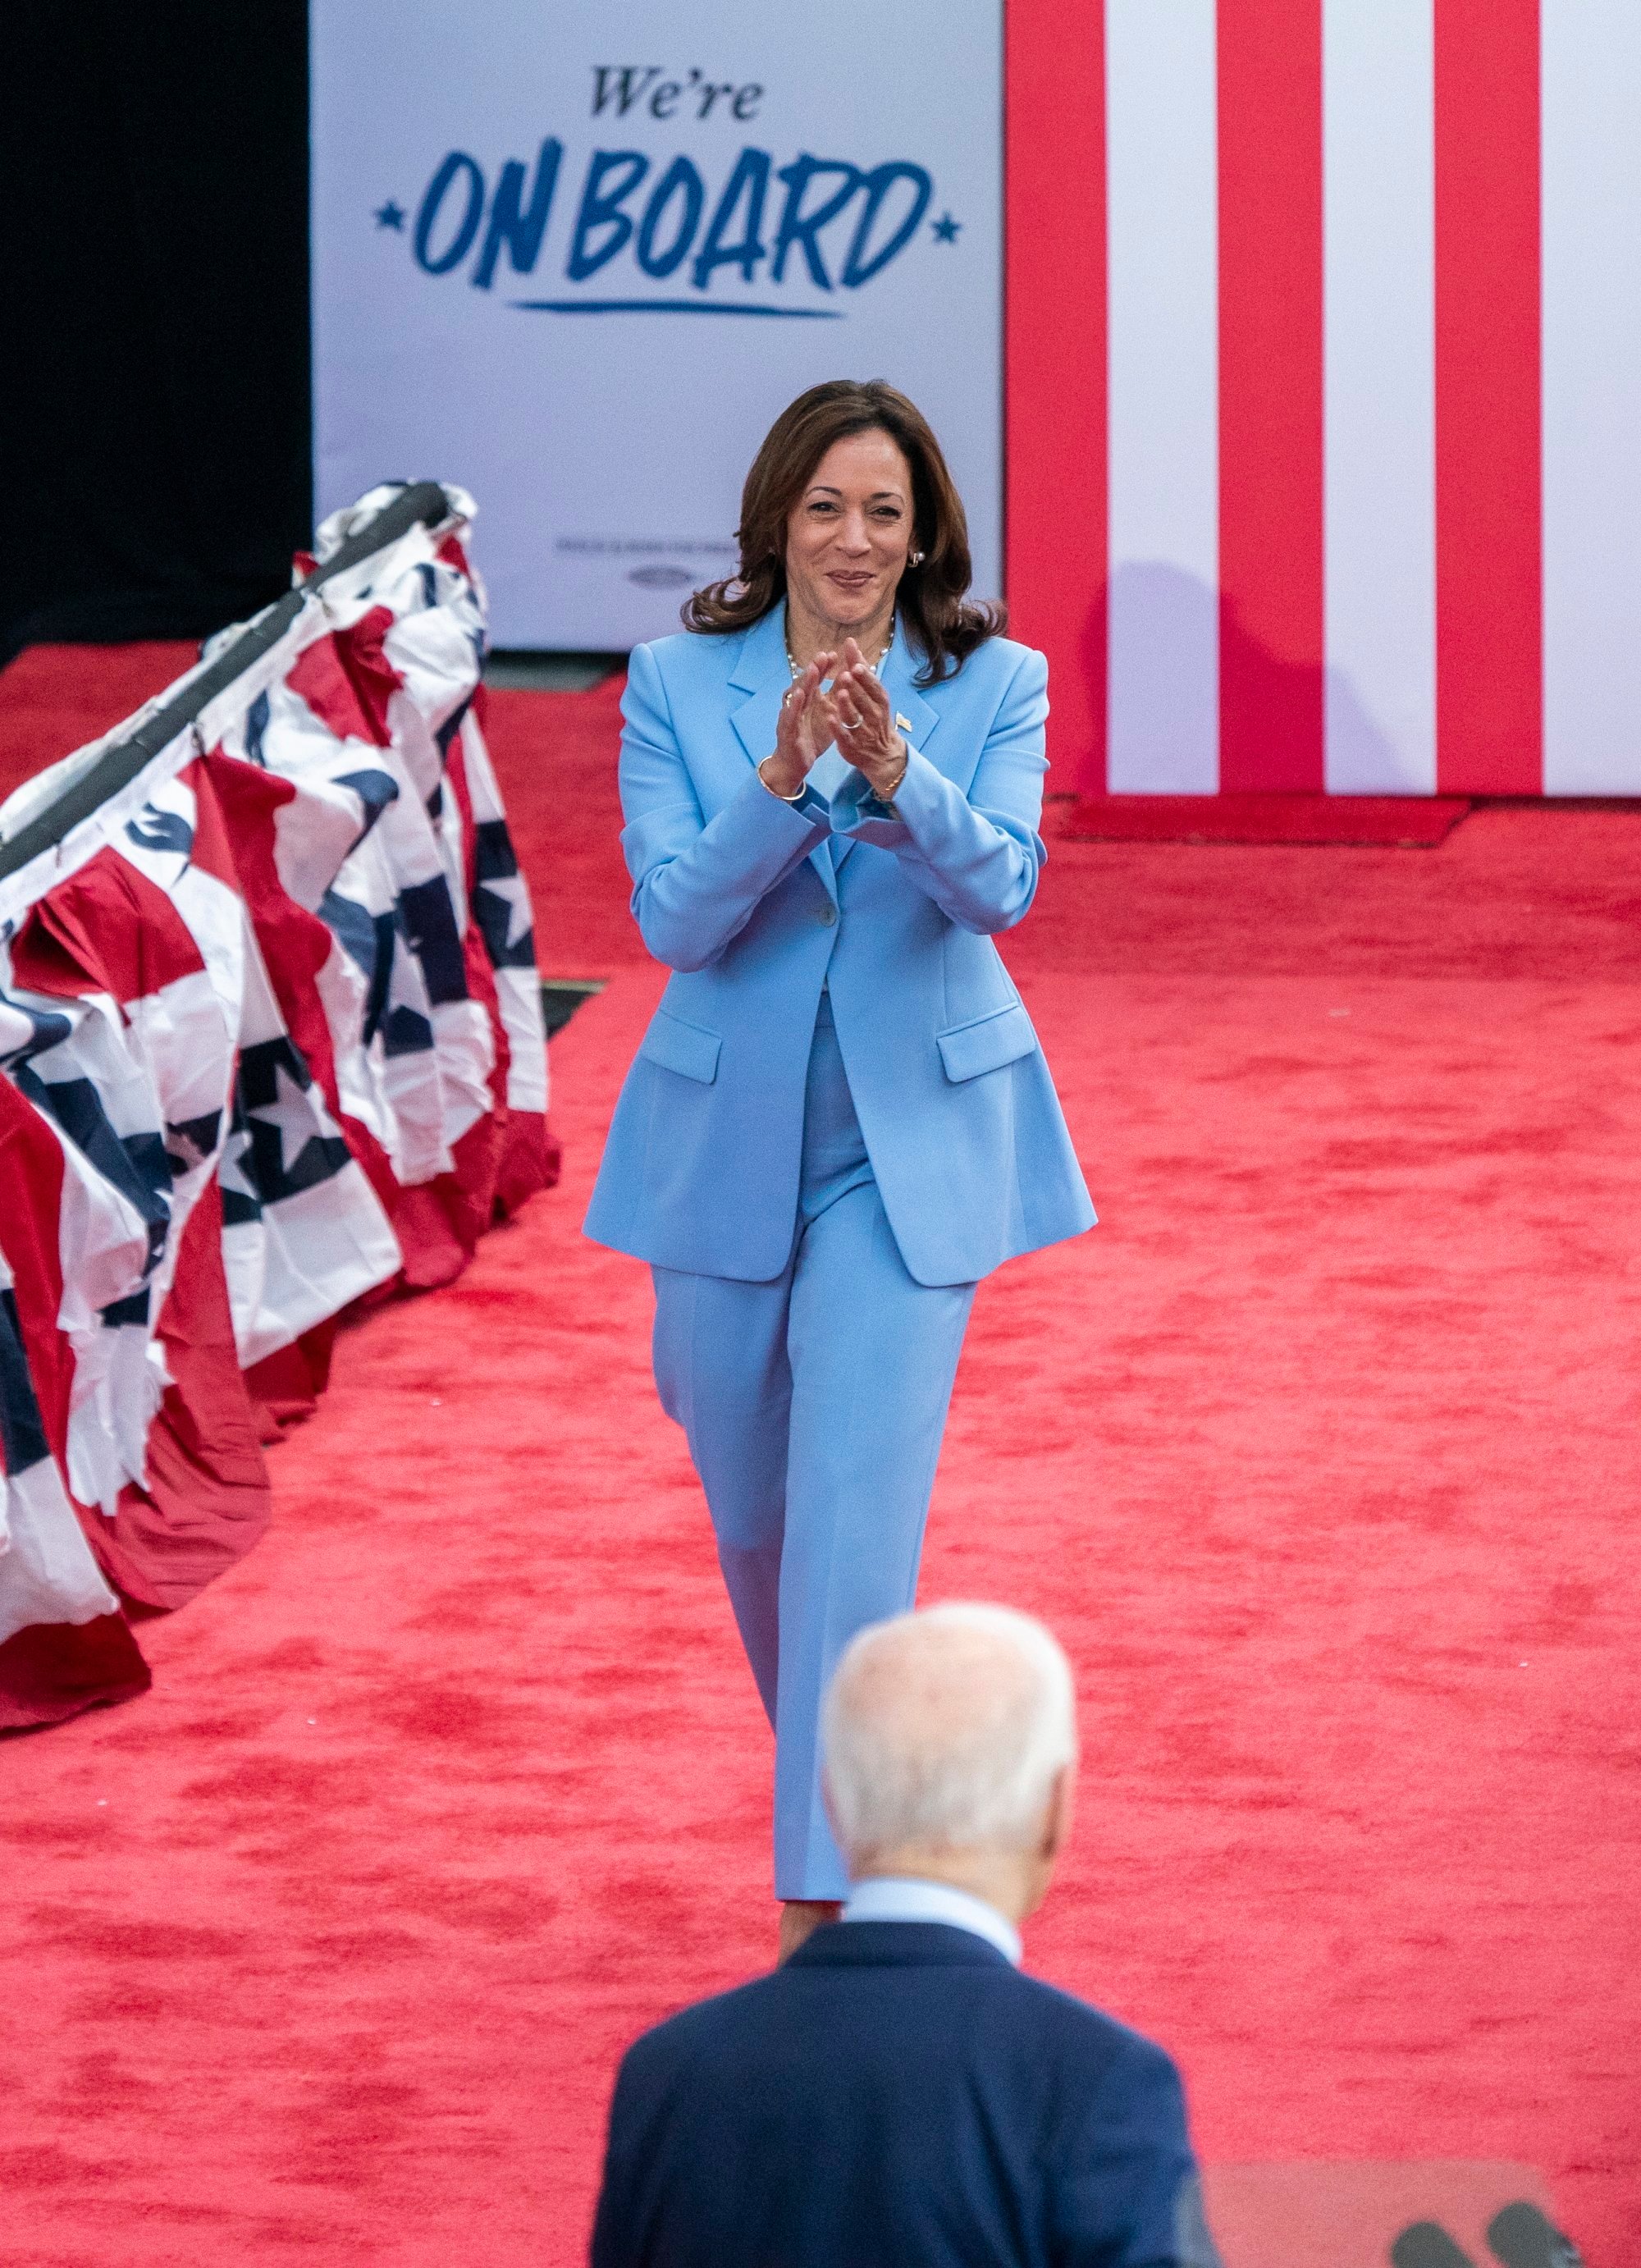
top-left (0, 487), bottom-right (554, 1728)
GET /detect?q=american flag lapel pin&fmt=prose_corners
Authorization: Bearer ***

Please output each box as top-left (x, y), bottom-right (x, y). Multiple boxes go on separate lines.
top-left (895, 712), bottom-right (912, 732)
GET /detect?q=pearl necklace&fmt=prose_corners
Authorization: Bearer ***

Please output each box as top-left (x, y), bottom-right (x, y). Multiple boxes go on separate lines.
top-left (786, 620), bottom-right (894, 682)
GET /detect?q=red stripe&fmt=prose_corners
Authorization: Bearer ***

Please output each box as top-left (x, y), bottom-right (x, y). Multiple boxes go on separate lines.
top-left (1434, 0), bottom-right (1543, 794)
top-left (11, 845), bottom-right (207, 1004)
top-left (105, 1179), bottom-right (272, 1612)
top-left (0, 1073), bottom-right (74, 1475)
top-left (0, 1611), bottom-right (150, 1730)
top-left (190, 757), bottom-right (348, 1126)
top-left (443, 730), bottom-right (514, 1118)
top-left (449, 718), bottom-right (556, 1219)
top-left (1216, 0), bottom-right (1325, 792)
top-left (285, 606), bottom-right (400, 749)
top-left (1005, 0), bottom-right (1106, 797)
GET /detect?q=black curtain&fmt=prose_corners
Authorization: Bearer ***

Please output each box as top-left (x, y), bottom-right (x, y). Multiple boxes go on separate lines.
top-left (2, 2), bottom-right (312, 665)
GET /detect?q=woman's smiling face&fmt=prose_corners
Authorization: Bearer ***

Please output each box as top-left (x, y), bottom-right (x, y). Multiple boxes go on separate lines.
top-left (784, 427), bottom-right (914, 635)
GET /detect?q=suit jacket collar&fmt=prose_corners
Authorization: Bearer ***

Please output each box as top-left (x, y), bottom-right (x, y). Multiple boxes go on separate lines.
top-left (726, 608), bottom-right (836, 899)
top-left (785, 1920), bottom-right (1015, 1972)
top-left (728, 603), bottom-right (789, 697)
top-left (727, 606), bottom-right (791, 769)
top-left (880, 624), bottom-right (939, 761)
top-left (727, 607), bottom-right (941, 890)
top-left (729, 606), bottom-right (941, 763)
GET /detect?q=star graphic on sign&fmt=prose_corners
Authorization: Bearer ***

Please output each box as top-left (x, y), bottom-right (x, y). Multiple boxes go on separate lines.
top-left (931, 213), bottom-right (962, 244)
top-left (375, 199), bottom-right (406, 231)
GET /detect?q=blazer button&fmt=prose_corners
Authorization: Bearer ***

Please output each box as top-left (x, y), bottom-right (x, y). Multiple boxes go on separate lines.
top-left (817, 903), bottom-right (838, 926)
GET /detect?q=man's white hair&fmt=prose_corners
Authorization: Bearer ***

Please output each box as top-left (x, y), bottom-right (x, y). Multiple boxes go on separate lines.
top-left (822, 1603), bottom-right (1077, 1860)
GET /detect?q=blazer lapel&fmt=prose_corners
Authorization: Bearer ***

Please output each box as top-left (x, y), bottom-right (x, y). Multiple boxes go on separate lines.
top-left (729, 606), bottom-right (837, 904)
top-left (726, 611), bottom-right (942, 890)
top-left (729, 606), bottom-right (792, 770)
top-left (881, 633), bottom-right (939, 769)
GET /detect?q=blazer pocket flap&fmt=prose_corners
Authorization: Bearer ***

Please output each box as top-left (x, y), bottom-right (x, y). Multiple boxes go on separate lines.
top-left (639, 1009), bottom-right (721, 1085)
top-left (936, 1002), bottom-right (1038, 1083)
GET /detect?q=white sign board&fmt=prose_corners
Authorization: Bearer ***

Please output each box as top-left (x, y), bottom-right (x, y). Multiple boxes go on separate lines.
top-left (311, 2), bottom-right (1003, 651)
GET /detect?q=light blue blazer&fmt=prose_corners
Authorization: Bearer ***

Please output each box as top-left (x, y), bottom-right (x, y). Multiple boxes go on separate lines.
top-left (583, 606), bottom-right (1095, 1287)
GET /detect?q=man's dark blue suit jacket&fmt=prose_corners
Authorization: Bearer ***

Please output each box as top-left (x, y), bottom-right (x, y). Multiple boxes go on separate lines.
top-left (591, 1920), bottom-right (1217, 2267)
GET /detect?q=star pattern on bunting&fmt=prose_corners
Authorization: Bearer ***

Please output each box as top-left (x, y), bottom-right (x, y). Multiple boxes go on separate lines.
top-left (163, 1110), bottom-right (222, 1181)
top-left (472, 821), bottom-right (537, 971)
top-left (217, 1111), bottom-right (263, 1228)
top-left (475, 871), bottom-right (534, 962)
top-left (232, 1037), bottom-right (352, 1204)
top-left (0, 994), bottom-right (72, 1066)
top-left (246, 1059), bottom-right (326, 1187)
top-left (125, 806), bottom-right (195, 859)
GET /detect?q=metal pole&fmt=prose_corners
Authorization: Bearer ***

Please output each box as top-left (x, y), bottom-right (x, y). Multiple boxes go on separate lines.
top-left (0, 481), bottom-right (454, 883)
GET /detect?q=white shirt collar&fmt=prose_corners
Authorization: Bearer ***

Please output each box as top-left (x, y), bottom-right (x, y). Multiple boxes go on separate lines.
top-left (841, 1876), bottom-right (1022, 1966)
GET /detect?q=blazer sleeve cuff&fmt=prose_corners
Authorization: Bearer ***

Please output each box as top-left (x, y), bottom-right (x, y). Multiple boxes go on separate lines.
top-left (787, 781), bottom-right (835, 827)
top-left (729, 761), bottom-right (834, 839)
top-left (621, 762), bottom-right (830, 886)
top-left (827, 743), bottom-right (942, 843)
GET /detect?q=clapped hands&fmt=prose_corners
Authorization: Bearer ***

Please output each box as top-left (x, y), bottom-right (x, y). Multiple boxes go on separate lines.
top-left (759, 640), bottom-right (907, 804)
top-left (831, 639), bottom-right (907, 802)
top-left (760, 650), bottom-right (839, 799)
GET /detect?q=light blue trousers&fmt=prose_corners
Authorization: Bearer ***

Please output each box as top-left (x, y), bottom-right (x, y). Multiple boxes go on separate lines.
top-left (651, 995), bottom-right (976, 1900)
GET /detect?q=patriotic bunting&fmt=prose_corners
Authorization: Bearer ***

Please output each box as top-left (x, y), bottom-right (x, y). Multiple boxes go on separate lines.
top-left (0, 486), bottom-right (553, 1728)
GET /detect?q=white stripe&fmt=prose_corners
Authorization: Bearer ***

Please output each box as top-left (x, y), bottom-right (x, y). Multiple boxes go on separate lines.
top-left (1321, 0), bottom-right (1437, 794)
top-left (1105, 0), bottom-right (1219, 793)
top-left (1541, 0), bottom-right (1641, 794)
top-left (0, 1460), bottom-right (121, 1648)
top-left (221, 1164), bottom-right (401, 1369)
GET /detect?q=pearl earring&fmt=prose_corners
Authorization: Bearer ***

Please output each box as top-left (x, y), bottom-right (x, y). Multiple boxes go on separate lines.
top-left (909, 550), bottom-right (925, 566)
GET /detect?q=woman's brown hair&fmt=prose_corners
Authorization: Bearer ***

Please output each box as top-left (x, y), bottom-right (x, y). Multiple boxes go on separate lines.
top-left (683, 379), bottom-right (1005, 684)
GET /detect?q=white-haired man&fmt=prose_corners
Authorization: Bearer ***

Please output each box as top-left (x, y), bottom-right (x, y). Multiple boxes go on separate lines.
top-left (592, 1603), bottom-right (1219, 2268)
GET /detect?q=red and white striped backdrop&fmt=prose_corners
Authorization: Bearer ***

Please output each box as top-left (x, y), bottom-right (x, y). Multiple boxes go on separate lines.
top-left (1006, 0), bottom-right (1641, 799)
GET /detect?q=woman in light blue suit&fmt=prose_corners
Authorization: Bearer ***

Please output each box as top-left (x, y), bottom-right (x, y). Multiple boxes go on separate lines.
top-left (584, 381), bottom-right (1094, 1955)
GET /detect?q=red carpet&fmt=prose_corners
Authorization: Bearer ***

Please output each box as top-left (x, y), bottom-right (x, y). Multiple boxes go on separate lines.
top-left (1, 647), bottom-right (1638, 2264)
top-left (1063, 791), bottom-right (1472, 846)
